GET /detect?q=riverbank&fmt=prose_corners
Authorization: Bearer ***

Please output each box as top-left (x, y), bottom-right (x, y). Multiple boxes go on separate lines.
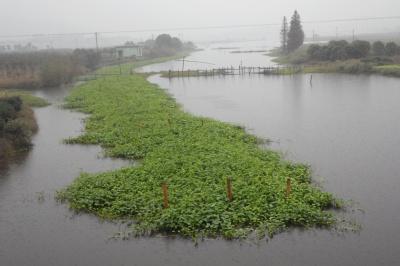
top-left (96, 52), bottom-right (191, 76)
top-left (268, 46), bottom-right (400, 77)
top-left (0, 90), bottom-right (48, 160)
top-left (59, 59), bottom-right (341, 240)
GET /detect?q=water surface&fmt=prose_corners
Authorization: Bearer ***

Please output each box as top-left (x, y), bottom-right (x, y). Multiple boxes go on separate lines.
top-left (1, 45), bottom-right (400, 265)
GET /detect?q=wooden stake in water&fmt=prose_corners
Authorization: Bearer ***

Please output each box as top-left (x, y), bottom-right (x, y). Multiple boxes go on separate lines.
top-left (226, 177), bottom-right (233, 202)
top-left (162, 182), bottom-right (169, 208)
top-left (286, 178), bottom-right (291, 198)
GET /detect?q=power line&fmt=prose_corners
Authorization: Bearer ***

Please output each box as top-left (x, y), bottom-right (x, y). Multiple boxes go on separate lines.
top-left (0, 15), bottom-right (400, 39)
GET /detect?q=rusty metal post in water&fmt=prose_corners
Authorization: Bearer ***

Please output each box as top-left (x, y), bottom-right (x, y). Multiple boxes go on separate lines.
top-left (286, 178), bottom-right (291, 198)
top-left (226, 177), bottom-right (233, 202)
top-left (162, 182), bottom-right (169, 208)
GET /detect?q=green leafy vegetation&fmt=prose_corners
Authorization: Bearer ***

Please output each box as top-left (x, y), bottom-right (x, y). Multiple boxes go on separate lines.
top-left (59, 67), bottom-right (341, 239)
top-left (0, 90), bottom-right (49, 107)
top-left (0, 92), bottom-right (46, 159)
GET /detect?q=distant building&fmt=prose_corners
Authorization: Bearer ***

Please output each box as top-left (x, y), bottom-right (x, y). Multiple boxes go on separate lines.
top-left (114, 44), bottom-right (143, 59)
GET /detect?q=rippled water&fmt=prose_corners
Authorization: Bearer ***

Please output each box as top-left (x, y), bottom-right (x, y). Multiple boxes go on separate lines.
top-left (147, 72), bottom-right (400, 265)
top-left (136, 40), bottom-right (277, 73)
top-left (1, 43), bottom-right (400, 265)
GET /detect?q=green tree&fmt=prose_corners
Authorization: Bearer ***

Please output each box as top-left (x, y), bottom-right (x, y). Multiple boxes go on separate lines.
top-left (287, 10), bottom-right (305, 53)
top-left (348, 40), bottom-right (370, 58)
top-left (280, 16), bottom-right (288, 54)
top-left (153, 34), bottom-right (183, 56)
top-left (372, 41), bottom-right (385, 56)
top-left (385, 42), bottom-right (398, 56)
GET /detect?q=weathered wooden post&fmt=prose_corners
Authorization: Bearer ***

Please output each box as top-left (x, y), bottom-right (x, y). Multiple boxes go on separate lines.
top-left (226, 177), bottom-right (233, 202)
top-left (286, 178), bottom-right (291, 198)
top-left (162, 182), bottom-right (169, 208)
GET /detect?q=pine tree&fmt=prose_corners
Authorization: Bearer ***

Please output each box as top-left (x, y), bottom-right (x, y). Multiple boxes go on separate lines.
top-left (287, 10), bottom-right (305, 53)
top-left (280, 16), bottom-right (288, 54)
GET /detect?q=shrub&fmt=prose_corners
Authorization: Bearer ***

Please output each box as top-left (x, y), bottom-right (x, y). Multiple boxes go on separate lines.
top-left (372, 41), bottom-right (385, 56)
top-left (0, 117), bottom-right (5, 133)
top-left (0, 97), bottom-right (22, 122)
top-left (385, 42), bottom-right (399, 56)
top-left (348, 40), bottom-right (370, 58)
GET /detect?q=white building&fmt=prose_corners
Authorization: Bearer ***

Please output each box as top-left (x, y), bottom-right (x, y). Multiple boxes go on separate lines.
top-left (114, 45), bottom-right (143, 59)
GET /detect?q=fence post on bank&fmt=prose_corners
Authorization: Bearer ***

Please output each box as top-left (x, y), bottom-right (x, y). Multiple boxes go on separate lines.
top-left (162, 182), bottom-right (169, 208)
top-left (226, 177), bottom-right (233, 202)
top-left (286, 178), bottom-right (291, 198)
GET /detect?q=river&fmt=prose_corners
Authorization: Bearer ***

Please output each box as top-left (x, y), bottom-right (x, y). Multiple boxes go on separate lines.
top-left (1, 41), bottom-right (400, 265)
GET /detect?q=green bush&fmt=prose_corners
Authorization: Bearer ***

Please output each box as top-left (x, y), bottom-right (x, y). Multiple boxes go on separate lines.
top-left (4, 119), bottom-right (32, 147)
top-left (0, 117), bottom-right (5, 133)
top-left (0, 97), bottom-right (21, 121)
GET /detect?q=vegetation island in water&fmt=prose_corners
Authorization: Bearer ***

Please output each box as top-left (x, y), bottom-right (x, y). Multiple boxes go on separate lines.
top-left (57, 33), bottom-right (343, 240)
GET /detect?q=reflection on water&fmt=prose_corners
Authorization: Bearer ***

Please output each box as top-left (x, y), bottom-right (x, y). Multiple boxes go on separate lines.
top-left (148, 72), bottom-right (400, 266)
top-left (1, 43), bottom-right (400, 265)
top-left (136, 40), bottom-right (277, 73)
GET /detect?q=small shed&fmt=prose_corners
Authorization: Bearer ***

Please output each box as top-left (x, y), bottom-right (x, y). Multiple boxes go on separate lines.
top-left (114, 45), bottom-right (143, 59)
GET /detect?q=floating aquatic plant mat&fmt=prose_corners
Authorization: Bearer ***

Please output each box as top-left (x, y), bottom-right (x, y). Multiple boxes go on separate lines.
top-left (58, 72), bottom-right (342, 239)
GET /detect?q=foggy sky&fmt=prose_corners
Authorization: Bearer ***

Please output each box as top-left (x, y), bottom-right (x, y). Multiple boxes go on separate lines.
top-left (1, 0), bottom-right (400, 48)
top-left (2, 0), bottom-right (400, 35)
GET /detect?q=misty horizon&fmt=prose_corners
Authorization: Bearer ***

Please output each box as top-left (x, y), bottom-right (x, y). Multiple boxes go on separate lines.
top-left (1, 0), bottom-right (400, 49)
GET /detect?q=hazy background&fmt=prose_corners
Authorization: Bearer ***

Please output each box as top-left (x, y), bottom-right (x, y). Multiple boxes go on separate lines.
top-left (1, 0), bottom-right (400, 48)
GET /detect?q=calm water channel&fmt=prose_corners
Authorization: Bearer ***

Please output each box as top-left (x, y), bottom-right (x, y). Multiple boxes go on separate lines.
top-left (1, 41), bottom-right (400, 265)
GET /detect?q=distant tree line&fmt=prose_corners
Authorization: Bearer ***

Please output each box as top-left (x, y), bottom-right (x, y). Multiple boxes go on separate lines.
top-left (142, 34), bottom-right (196, 57)
top-left (280, 10), bottom-right (305, 54)
top-left (0, 42), bottom-right (38, 53)
top-left (0, 33), bottom-right (195, 89)
top-left (307, 40), bottom-right (400, 61)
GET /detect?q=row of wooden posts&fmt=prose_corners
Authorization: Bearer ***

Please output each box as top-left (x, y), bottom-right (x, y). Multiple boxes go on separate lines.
top-left (161, 177), bottom-right (292, 209)
top-left (167, 66), bottom-right (303, 78)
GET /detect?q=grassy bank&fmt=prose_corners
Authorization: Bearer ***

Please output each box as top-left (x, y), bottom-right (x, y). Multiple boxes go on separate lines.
top-left (96, 52), bottom-right (190, 76)
top-left (58, 62), bottom-right (341, 239)
top-left (372, 64), bottom-right (400, 77)
top-left (0, 90), bottom-right (49, 107)
top-left (0, 91), bottom-right (47, 160)
top-left (269, 44), bottom-right (400, 77)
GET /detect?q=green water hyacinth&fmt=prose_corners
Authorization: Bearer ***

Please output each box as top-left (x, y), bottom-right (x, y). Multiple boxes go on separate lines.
top-left (59, 64), bottom-right (341, 239)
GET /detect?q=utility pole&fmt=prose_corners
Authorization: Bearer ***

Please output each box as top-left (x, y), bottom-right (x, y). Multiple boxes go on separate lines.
top-left (182, 56), bottom-right (185, 71)
top-left (352, 29), bottom-right (355, 41)
top-left (95, 32), bottom-right (99, 53)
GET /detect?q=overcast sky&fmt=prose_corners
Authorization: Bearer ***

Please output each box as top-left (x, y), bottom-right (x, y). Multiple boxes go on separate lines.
top-left (1, 0), bottom-right (400, 47)
top-left (2, 0), bottom-right (399, 34)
